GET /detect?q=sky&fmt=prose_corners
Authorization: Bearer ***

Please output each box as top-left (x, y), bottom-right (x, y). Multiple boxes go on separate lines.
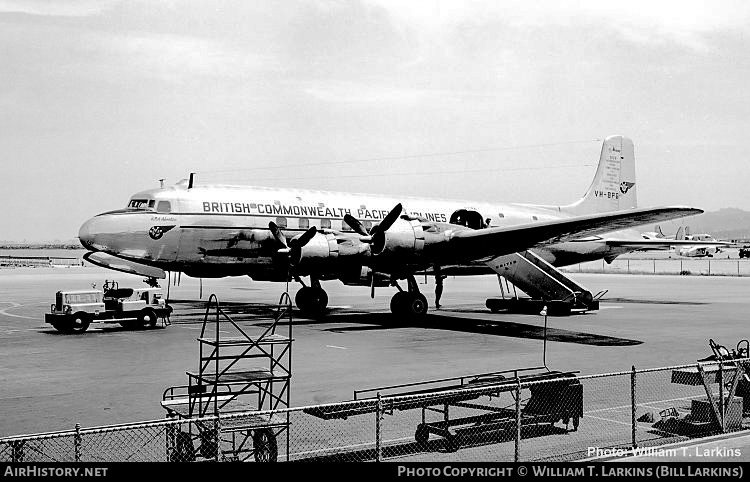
top-left (1, 0), bottom-right (749, 241)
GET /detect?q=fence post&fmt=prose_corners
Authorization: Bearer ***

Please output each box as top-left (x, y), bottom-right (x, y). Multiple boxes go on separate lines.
top-left (214, 416), bottom-right (221, 462)
top-left (631, 366), bottom-right (637, 449)
top-left (74, 423), bottom-right (81, 462)
top-left (515, 379), bottom-right (521, 462)
top-left (376, 393), bottom-right (382, 462)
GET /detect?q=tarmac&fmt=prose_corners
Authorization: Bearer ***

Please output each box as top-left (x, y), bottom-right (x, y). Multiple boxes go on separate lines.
top-left (1, 264), bottom-right (749, 454)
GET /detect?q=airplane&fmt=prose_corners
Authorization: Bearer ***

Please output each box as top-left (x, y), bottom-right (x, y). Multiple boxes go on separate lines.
top-left (78, 135), bottom-right (703, 318)
top-left (678, 230), bottom-right (724, 257)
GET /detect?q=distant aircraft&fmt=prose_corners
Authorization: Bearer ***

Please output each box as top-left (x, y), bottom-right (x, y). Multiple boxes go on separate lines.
top-left (78, 135), bottom-right (702, 317)
top-left (678, 230), bottom-right (724, 257)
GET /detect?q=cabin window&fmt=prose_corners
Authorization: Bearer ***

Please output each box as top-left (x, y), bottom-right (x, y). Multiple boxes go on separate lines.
top-left (299, 218), bottom-right (309, 229)
top-left (532, 216), bottom-right (538, 221)
top-left (156, 201), bottom-right (171, 213)
top-left (276, 217), bottom-right (288, 228)
top-left (498, 213), bottom-right (504, 218)
top-left (148, 200), bottom-right (156, 208)
top-left (363, 220), bottom-right (373, 231)
top-left (320, 219), bottom-right (331, 229)
top-left (341, 220), bottom-right (353, 232)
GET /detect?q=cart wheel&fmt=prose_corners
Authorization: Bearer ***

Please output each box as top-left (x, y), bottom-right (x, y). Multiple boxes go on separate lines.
top-left (51, 322), bottom-right (72, 334)
top-left (138, 309), bottom-right (157, 328)
top-left (70, 313), bottom-right (91, 333)
top-left (171, 431), bottom-right (195, 462)
top-left (444, 433), bottom-right (459, 453)
top-left (415, 424), bottom-right (429, 447)
top-left (199, 428), bottom-right (218, 459)
top-left (253, 429), bottom-right (278, 462)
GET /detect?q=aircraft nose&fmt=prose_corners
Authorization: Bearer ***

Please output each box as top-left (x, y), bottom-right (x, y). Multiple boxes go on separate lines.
top-left (78, 216), bottom-right (102, 251)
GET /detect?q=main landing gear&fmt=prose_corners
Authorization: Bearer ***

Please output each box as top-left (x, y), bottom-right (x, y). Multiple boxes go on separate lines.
top-left (295, 277), bottom-right (328, 317)
top-left (390, 276), bottom-right (429, 317)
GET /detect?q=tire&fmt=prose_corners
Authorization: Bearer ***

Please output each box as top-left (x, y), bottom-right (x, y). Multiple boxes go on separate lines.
top-left (415, 424), bottom-right (429, 447)
top-left (444, 433), bottom-right (459, 453)
top-left (253, 429), bottom-right (278, 462)
top-left (51, 322), bottom-right (73, 334)
top-left (171, 431), bottom-right (195, 462)
top-left (404, 293), bottom-right (429, 317)
top-left (139, 309), bottom-right (158, 328)
top-left (296, 287), bottom-right (328, 317)
top-left (390, 292), bottom-right (409, 316)
top-left (70, 313), bottom-right (91, 333)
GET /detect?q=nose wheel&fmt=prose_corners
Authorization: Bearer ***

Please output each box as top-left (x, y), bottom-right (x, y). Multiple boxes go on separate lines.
top-left (390, 276), bottom-right (429, 317)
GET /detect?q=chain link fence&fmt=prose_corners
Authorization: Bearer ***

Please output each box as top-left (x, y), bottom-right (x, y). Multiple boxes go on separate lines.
top-left (2, 359), bottom-right (749, 463)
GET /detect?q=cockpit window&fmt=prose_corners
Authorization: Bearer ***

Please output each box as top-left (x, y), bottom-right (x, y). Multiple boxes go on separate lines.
top-left (128, 199), bottom-right (150, 209)
top-left (156, 201), bottom-right (171, 213)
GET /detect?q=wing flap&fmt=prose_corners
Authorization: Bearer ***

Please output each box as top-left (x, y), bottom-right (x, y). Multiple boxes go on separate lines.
top-left (447, 207), bottom-right (702, 262)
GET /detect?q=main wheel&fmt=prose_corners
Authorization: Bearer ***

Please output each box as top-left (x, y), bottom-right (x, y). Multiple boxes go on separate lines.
top-left (403, 293), bottom-right (429, 317)
top-left (70, 313), bottom-right (91, 333)
top-left (390, 292), bottom-right (410, 316)
top-left (295, 287), bottom-right (328, 317)
top-left (253, 429), bottom-right (278, 462)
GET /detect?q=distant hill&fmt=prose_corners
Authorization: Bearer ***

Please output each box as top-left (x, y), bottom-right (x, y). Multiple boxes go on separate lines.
top-left (683, 208), bottom-right (750, 241)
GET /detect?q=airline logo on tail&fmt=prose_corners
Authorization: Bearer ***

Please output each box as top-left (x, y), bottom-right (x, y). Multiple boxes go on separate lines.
top-left (620, 182), bottom-right (635, 195)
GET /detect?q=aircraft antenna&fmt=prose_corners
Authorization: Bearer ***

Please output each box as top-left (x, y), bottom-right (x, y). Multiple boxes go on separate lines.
top-left (158, 179), bottom-right (164, 188)
top-left (188, 173), bottom-right (194, 189)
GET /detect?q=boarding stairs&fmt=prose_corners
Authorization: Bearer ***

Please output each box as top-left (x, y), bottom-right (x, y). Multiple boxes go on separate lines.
top-left (485, 251), bottom-right (602, 315)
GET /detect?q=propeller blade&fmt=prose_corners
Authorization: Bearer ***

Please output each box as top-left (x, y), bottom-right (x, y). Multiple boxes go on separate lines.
top-left (371, 203), bottom-right (403, 235)
top-left (343, 214), bottom-right (369, 236)
top-left (290, 226), bottom-right (318, 248)
top-left (268, 222), bottom-right (289, 249)
top-left (369, 203), bottom-right (403, 254)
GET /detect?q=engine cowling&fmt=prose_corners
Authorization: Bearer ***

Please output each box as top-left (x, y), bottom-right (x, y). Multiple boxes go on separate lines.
top-left (296, 232), bottom-right (339, 267)
top-left (374, 218), bottom-right (425, 256)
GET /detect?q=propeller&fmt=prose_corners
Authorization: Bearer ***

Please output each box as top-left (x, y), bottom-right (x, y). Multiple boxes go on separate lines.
top-left (268, 222), bottom-right (318, 265)
top-left (343, 203), bottom-right (403, 254)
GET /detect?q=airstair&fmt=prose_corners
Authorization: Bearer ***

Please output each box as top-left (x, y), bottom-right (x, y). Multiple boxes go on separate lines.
top-left (485, 251), bottom-right (604, 315)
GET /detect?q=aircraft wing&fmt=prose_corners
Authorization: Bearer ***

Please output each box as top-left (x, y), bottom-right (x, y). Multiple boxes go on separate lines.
top-left (445, 207), bottom-right (702, 263)
top-left (603, 239), bottom-right (729, 248)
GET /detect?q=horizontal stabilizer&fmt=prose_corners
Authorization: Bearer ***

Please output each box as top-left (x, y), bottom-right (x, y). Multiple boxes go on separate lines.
top-left (448, 207), bottom-right (702, 263)
top-left (84, 252), bottom-right (166, 279)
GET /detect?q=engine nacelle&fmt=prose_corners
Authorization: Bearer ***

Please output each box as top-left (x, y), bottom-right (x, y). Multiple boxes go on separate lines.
top-left (296, 232), bottom-right (339, 267)
top-left (374, 218), bottom-right (425, 256)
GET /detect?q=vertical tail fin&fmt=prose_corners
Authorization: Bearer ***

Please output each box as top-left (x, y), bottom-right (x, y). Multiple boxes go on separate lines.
top-left (561, 135), bottom-right (637, 215)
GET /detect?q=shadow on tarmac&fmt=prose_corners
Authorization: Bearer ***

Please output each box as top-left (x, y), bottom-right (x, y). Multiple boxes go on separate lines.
top-left (111, 300), bottom-right (643, 347)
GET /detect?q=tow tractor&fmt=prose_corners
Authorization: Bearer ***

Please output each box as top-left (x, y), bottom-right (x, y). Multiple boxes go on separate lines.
top-left (45, 280), bottom-right (172, 333)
